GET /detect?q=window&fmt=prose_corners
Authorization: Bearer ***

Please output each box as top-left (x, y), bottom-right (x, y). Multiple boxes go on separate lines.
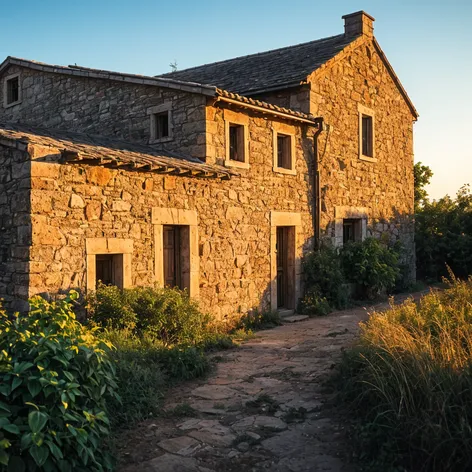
top-left (85, 238), bottom-right (133, 293)
top-left (358, 104), bottom-right (375, 161)
top-left (224, 109), bottom-right (249, 169)
top-left (343, 218), bottom-right (362, 244)
top-left (148, 103), bottom-right (173, 143)
top-left (229, 124), bottom-right (245, 162)
top-left (272, 124), bottom-right (296, 175)
top-left (154, 111), bottom-right (170, 139)
top-left (163, 225), bottom-right (182, 289)
top-left (277, 134), bottom-right (292, 170)
top-left (4, 74), bottom-right (21, 107)
top-left (361, 115), bottom-right (373, 157)
top-left (95, 254), bottom-right (124, 288)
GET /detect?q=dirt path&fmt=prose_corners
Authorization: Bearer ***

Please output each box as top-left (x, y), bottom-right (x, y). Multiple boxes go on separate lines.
top-left (117, 293), bottom-right (419, 472)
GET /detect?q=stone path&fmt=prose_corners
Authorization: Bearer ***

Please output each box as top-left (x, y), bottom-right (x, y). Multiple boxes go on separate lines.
top-left (118, 293), bottom-right (419, 472)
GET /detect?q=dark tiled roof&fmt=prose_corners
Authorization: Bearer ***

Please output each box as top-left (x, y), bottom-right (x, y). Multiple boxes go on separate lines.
top-left (158, 34), bottom-right (358, 95)
top-left (0, 123), bottom-right (234, 179)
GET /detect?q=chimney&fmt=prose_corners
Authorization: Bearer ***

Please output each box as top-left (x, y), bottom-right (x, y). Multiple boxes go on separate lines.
top-left (342, 11), bottom-right (375, 38)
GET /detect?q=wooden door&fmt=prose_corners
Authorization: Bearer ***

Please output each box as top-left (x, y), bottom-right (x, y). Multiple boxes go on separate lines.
top-left (96, 255), bottom-right (114, 286)
top-left (276, 227), bottom-right (289, 308)
top-left (163, 225), bottom-right (181, 288)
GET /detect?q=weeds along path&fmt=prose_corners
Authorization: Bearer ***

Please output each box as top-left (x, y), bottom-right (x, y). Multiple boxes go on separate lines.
top-left (117, 293), bottom-right (421, 472)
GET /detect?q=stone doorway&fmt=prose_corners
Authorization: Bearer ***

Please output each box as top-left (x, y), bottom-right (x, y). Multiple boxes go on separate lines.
top-left (276, 226), bottom-right (295, 310)
top-left (270, 212), bottom-right (302, 314)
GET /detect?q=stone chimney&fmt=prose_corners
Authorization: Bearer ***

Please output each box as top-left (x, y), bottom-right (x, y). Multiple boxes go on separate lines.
top-left (342, 11), bottom-right (375, 38)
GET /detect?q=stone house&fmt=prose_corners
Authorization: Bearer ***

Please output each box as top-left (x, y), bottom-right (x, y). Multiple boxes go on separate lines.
top-left (0, 11), bottom-right (417, 315)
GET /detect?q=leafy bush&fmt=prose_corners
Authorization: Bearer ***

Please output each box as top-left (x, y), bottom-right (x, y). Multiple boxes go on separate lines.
top-left (89, 285), bottom-right (211, 347)
top-left (298, 288), bottom-right (332, 316)
top-left (0, 293), bottom-right (117, 472)
top-left (337, 277), bottom-right (472, 471)
top-left (416, 185), bottom-right (472, 281)
top-left (341, 238), bottom-right (400, 299)
top-left (303, 245), bottom-right (348, 309)
top-left (236, 309), bottom-right (282, 331)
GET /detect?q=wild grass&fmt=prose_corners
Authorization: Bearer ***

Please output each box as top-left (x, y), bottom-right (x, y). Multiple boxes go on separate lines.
top-left (338, 275), bottom-right (472, 471)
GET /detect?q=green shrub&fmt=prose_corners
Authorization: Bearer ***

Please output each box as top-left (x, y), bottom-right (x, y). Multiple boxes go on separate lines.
top-left (236, 309), bottom-right (282, 331)
top-left (89, 285), bottom-right (211, 347)
top-left (341, 238), bottom-right (400, 298)
top-left (337, 277), bottom-right (472, 471)
top-left (298, 288), bottom-right (332, 316)
top-left (104, 329), bottom-right (211, 426)
top-left (104, 331), bottom-right (166, 426)
top-left (0, 293), bottom-right (117, 472)
top-left (303, 245), bottom-right (348, 309)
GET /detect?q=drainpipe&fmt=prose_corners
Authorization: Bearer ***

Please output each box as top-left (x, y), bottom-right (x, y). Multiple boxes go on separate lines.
top-left (313, 117), bottom-right (324, 251)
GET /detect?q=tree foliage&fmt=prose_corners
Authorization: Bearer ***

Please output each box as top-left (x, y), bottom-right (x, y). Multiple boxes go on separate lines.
top-left (416, 184), bottom-right (472, 280)
top-left (414, 162), bottom-right (433, 210)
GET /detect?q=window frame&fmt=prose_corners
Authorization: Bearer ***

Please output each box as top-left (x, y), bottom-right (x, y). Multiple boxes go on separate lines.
top-left (272, 122), bottom-right (296, 175)
top-left (85, 238), bottom-right (133, 293)
top-left (148, 103), bottom-right (173, 144)
top-left (358, 104), bottom-right (376, 162)
top-left (3, 73), bottom-right (21, 108)
top-left (224, 109), bottom-right (249, 170)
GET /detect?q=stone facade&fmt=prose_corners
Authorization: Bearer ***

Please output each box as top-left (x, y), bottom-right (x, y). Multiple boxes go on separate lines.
top-left (0, 11), bottom-right (417, 315)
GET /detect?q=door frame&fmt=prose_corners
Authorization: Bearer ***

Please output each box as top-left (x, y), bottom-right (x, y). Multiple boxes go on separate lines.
top-left (270, 211), bottom-right (302, 312)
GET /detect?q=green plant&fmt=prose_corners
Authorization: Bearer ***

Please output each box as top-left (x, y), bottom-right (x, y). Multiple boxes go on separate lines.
top-left (341, 237), bottom-right (400, 298)
top-left (105, 330), bottom-right (166, 426)
top-left (158, 346), bottom-right (209, 380)
top-left (236, 309), bottom-right (282, 331)
top-left (337, 277), bottom-right (472, 471)
top-left (88, 285), bottom-right (212, 347)
top-left (302, 245), bottom-right (349, 309)
top-left (298, 288), bottom-right (332, 316)
top-left (416, 184), bottom-right (472, 281)
top-left (0, 293), bottom-right (117, 472)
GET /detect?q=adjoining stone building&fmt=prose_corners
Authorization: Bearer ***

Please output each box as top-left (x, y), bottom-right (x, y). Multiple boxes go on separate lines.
top-left (0, 11), bottom-right (417, 315)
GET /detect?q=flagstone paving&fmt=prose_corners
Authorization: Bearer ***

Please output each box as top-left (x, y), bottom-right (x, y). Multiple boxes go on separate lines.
top-left (118, 293), bottom-right (421, 472)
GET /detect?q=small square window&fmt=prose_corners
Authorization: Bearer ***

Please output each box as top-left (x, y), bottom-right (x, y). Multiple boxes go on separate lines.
top-left (229, 124), bottom-right (245, 162)
top-left (343, 218), bottom-right (362, 244)
top-left (277, 134), bottom-right (292, 170)
top-left (95, 254), bottom-right (124, 289)
top-left (154, 111), bottom-right (170, 140)
top-left (361, 115), bottom-right (373, 157)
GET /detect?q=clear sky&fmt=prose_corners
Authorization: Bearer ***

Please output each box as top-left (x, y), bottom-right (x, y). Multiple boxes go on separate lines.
top-left (1, 0), bottom-right (470, 200)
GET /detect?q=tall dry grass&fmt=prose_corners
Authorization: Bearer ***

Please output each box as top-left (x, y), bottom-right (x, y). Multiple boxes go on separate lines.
top-left (339, 276), bottom-right (472, 471)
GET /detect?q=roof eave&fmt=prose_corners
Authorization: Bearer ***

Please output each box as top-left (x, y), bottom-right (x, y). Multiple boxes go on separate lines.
top-left (0, 56), bottom-right (218, 97)
top-left (372, 39), bottom-right (419, 120)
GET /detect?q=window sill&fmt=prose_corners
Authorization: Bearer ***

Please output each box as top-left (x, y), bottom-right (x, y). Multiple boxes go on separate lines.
top-left (149, 136), bottom-right (174, 145)
top-left (359, 155), bottom-right (377, 163)
top-left (4, 100), bottom-right (21, 109)
top-left (224, 159), bottom-right (250, 170)
top-left (273, 166), bottom-right (296, 176)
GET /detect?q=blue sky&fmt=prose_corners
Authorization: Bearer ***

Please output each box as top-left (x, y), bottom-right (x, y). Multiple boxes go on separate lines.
top-left (1, 0), bottom-right (471, 199)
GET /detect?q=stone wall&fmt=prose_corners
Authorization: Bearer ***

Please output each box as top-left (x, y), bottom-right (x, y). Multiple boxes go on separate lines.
top-left (246, 38), bottom-right (416, 275)
top-left (0, 144), bottom-right (31, 310)
top-left (27, 106), bottom-right (317, 319)
top-left (0, 65), bottom-right (207, 160)
top-left (308, 40), bottom-right (415, 273)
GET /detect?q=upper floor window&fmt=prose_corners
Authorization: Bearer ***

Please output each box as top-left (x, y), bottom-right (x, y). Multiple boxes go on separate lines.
top-left (361, 115), bottom-right (373, 157)
top-left (277, 134), bottom-right (292, 170)
top-left (358, 104), bottom-right (376, 162)
top-left (4, 73), bottom-right (21, 108)
top-left (224, 109), bottom-right (249, 169)
top-left (272, 123), bottom-right (296, 175)
top-left (155, 111), bottom-right (170, 139)
top-left (229, 123), bottom-right (245, 162)
top-left (148, 103), bottom-right (173, 143)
